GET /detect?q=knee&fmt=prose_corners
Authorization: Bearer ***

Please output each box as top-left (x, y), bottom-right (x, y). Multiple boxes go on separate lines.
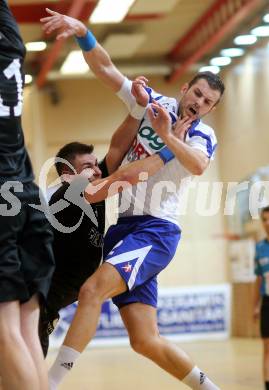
top-left (130, 336), bottom-right (158, 357)
top-left (78, 281), bottom-right (103, 308)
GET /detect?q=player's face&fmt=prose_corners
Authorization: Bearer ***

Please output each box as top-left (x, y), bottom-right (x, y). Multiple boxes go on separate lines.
top-left (73, 153), bottom-right (102, 182)
top-left (262, 211), bottom-right (269, 236)
top-left (180, 78), bottom-right (221, 120)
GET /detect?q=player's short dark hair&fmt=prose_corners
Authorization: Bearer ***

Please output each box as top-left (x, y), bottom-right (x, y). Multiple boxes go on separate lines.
top-left (261, 206), bottom-right (269, 217)
top-left (188, 71), bottom-right (225, 100)
top-left (55, 142), bottom-right (94, 176)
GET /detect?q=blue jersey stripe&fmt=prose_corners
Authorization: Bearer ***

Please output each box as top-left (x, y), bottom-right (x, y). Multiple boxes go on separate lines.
top-left (144, 87), bottom-right (163, 103)
top-left (188, 127), bottom-right (214, 158)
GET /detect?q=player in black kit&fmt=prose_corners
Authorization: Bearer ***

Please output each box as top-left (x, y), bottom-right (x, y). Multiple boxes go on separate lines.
top-left (39, 142), bottom-right (108, 356)
top-left (0, 1), bottom-right (54, 389)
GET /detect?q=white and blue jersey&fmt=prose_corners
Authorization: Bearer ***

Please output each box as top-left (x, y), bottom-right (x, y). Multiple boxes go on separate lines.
top-left (117, 81), bottom-right (217, 225)
top-left (105, 81), bottom-right (217, 308)
top-left (255, 239), bottom-right (269, 296)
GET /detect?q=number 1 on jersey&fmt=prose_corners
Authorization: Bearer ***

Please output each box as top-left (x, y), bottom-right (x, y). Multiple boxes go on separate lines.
top-left (0, 59), bottom-right (23, 117)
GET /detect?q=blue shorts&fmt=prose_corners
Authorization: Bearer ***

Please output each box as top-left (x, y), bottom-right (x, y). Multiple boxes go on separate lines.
top-left (104, 216), bottom-right (181, 308)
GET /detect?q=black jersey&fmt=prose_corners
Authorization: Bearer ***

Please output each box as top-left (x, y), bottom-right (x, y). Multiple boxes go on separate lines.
top-left (49, 159), bottom-right (108, 283)
top-left (0, 0), bottom-right (34, 184)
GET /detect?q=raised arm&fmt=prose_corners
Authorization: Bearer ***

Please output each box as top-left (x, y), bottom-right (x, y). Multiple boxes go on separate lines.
top-left (105, 115), bottom-right (139, 175)
top-left (41, 8), bottom-right (124, 91)
top-left (148, 103), bottom-right (209, 175)
top-left (41, 9), bottom-right (150, 120)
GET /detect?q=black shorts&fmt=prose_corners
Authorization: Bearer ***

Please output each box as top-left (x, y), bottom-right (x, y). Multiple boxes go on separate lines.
top-left (0, 181), bottom-right (55, 303)
top-left (261, 295), bottom-right (269, 338)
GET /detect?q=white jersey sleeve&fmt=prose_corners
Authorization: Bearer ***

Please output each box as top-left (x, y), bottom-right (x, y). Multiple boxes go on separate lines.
top-left (185, 121), bottom-right (217, 160)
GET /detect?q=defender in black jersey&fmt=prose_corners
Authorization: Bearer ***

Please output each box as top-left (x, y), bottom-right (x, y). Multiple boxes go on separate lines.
top-left (0, 1), bottom-right (54, 389)
top-left (39, 142), bottom-right (108, 355)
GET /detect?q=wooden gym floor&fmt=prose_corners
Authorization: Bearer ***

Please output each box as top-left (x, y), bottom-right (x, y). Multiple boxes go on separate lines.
top-left (47, 338), bottom-right (263, 389)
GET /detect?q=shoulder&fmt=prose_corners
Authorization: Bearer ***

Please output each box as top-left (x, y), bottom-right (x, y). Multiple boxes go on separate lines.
top-left (49, 183), bottom-right (69, 205)
top-left (192, 121), bottom-right (217, 143)
top-left (145, 87), bottom-right (178, 122)
top-left (146, 87), bottom-right (177, 109)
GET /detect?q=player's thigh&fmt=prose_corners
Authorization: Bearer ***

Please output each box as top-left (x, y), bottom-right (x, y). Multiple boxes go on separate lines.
top-left (120, 302), bottom-right (159, 343)
top-left (263, 338), bottom-right (269, 353)
top-left (79, 262), bottom-right (127, 302)
top-left (0, 195), bottom-right (29, 303)
top-left (0, 300), bottom-right (21, 341)
top-left (19, 183), bottom-right (55, 301)
top-left (20, 294), bottom-right (39, 324)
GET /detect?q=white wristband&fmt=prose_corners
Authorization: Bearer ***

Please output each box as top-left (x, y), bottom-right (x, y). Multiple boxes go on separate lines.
top-left (130, 102), bottom-right (148, 120)
top-left (116, 77), bottom-right (135, 111)
top-left (116, 77), bottom-right (148, 120)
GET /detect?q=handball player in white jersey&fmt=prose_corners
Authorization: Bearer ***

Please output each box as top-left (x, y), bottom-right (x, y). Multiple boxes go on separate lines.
top-left (42, 9), bottom-right (224, 390)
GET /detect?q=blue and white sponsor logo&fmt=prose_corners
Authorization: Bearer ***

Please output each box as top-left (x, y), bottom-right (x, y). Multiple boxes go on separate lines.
top-left (50, 284), bottom-right (231, 348)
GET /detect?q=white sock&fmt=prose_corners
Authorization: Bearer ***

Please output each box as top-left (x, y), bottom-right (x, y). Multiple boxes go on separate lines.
top-left (182, 366), bottom-right (220, 390)
top-left (48, 345), bottom-right (81, 389)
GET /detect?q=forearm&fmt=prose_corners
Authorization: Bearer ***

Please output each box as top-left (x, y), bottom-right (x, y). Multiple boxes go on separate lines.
top-left (110, 115), bottom-right (139, 151)
top-left (74, 24), bottom-right (124, 91)
top-left (84, 154), bottom-right (164, 203)
top-left (162, 133), bottom-right (208, 175)
top-left (83, 44), bottom-right (124, 92)
top-left (106, 115), bottom-right (140, 174)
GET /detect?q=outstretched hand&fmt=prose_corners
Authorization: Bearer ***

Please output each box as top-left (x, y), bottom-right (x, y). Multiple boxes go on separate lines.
top-left (40, 8), bottom-right (87, 39)
top-left (147, 102), bottom-right (172, 140)
top-left (131, 76), bottom-right (149, 107)
top-left (173, 116), bottom-right (193, 141)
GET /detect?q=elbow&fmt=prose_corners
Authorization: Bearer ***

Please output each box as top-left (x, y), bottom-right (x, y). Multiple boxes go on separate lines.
top-left (193, 166), bottom-right (204, 176)
top-left (192, 162), bottom-right (207, 176)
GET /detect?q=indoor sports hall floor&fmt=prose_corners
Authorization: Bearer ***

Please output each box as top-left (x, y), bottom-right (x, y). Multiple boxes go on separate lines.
top-left (47, 338), bottom-right (262, 389)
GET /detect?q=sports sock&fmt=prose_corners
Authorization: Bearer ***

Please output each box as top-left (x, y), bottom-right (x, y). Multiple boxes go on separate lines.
top-left (48, 345), bottom-right (80, 389)
top-left (182, 366), bottom-right (220, 390)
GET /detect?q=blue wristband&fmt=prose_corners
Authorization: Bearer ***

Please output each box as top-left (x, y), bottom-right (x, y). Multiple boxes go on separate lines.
top-left (76, 30), bottom-right (97, 52)
top-left (157, 146), bottom-right (175, 164)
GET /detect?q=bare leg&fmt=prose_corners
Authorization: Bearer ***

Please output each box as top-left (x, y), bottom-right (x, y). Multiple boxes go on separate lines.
top-left (0, 301), bottom-right (39, 390)
top-left (63, 263), bottom-right (126, 351)
top-left (48, 263), bottom-right (126, 388)
top-left (263, 338), bottom-right (269, 383)
top-left (120, 303), bottom-right (219, 389)
top-left (120, 302), bottom-right (193, 380)
top-left (21, 295), bottom-right (48, 390)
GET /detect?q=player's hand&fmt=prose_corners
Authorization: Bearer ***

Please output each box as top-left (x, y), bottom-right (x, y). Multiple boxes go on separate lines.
top-left (173, 116), bottom-right (192, 141)
top-left (41, 8), bottom-right (87, 39)
top-left (147, 101), bottom-right (172, 140)
top-left (131, 76), bottom-right (149, 107)
top-left (253, 304), bottom-right (260, 320)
